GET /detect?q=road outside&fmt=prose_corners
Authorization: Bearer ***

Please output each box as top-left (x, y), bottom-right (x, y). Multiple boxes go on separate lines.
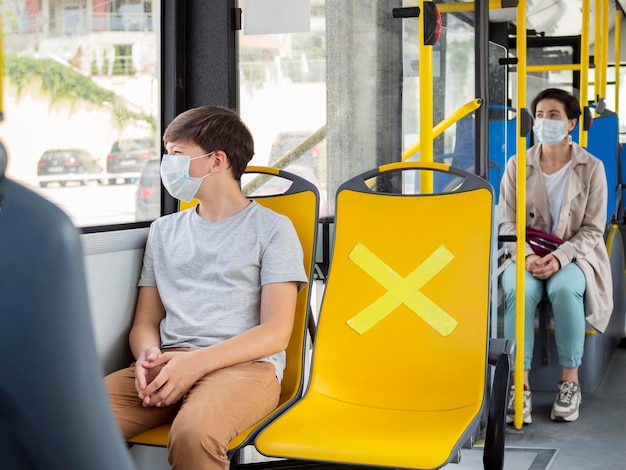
top-left (32, 181), bottom-right (139, 227)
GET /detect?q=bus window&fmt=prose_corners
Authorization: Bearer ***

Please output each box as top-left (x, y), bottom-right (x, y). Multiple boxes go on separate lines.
top-left (237, 1), bottom-right (484, 215)
top-left (0, 1), bottom-right (160, 228)
top-left (238, 0), bottom-right (327, 217)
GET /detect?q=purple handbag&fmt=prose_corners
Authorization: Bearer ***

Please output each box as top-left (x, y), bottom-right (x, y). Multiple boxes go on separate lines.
top-left (526, 227), bottom-right (564, 257)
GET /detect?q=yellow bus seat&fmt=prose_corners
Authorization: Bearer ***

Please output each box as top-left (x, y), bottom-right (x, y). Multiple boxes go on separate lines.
top-left (127, 165), bottom-right (319, 458)
top-left (255, 161), bottom-right (512, 470)
top-left (0, 146), bottom-right (136, 470)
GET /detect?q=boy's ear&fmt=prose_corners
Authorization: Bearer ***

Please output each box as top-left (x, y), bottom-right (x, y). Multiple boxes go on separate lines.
top-left (211, 150), bottom-right (228, 172)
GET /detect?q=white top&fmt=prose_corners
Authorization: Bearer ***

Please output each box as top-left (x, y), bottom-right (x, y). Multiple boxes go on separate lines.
top-left (542, 160), bottom-right (572, 233)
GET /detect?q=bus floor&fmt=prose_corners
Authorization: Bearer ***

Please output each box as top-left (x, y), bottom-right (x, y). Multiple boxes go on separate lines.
top-left (129, 345), bottom-right (626, 470)
top-left (449, 343), bottom-right (626, 470)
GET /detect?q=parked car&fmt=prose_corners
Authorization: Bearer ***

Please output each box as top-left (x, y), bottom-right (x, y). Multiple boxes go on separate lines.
top-left (135, 157), bottom-right (161, 221)
top-left (268, 131), bottom-right (322, 171)
top-left (37, 148), bottom-right (104, 187)
top-left (107, 138), bottom-right (158, 184)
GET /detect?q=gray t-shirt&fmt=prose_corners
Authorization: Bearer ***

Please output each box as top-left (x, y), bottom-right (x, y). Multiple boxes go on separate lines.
top-left (138, 200), bottom-right (308, 381)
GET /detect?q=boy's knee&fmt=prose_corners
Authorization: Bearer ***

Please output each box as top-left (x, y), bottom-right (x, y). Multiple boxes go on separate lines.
top-left (168, 417), bottom-right (230, 468)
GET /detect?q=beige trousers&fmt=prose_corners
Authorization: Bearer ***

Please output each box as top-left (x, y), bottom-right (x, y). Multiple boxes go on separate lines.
top-left (105, 357), bottom-right (280, 470)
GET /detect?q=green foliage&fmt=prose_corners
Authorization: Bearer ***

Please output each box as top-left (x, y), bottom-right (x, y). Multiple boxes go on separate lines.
top-left (3, 54), bottom-right (155, 130)
top-left (1, 5), bottom-right (18, 31)
top-left (112, 57), bottom-right (136, 76)
top-left (90, 56), bottom-right (99, 76)
top-left (102, 50), bottom-right (110, 75)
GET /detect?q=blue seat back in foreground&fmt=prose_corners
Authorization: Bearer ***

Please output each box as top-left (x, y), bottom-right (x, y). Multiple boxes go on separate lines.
top-left (0, 147), bottom-right (136, 470)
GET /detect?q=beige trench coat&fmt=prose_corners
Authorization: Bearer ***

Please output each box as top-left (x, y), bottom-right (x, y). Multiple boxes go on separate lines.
top-left (498, 143), bottom-right (613, 333)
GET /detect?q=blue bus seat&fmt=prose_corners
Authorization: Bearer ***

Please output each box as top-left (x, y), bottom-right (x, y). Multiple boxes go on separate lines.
top-left (434, 111), bottom-right (516, 203)
top-left (255, 161), bottom-right (513, 470)
top-left (0, 147), bottom-right (136, 470)
top-left (583, 114), bottom-right (621, 222)
top-left (127, 166), bottom-right (319, 459)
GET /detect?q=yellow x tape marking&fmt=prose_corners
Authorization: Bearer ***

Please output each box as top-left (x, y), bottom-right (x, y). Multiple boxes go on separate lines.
top-left (346, 243), bottom-right (458, 336)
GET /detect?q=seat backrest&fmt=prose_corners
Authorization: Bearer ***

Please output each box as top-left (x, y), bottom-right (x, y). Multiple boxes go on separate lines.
top-left (584, 114), bottom-right (620, 222)
top-left (230, 166), bottom-right (319, 448)
top-left (434, 112), bottom-right (513, 203)
top-left (0, 148), bottom-right (136, 470)
top-left (307, 161), bottom-right (494, 411)
top-left (128, 166), bottom-right (319, 452)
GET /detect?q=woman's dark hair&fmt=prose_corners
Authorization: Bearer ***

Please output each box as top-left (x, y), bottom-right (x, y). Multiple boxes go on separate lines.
top-left (530, 88), bottom-right (581, 121)
top-left (163, 106), bottom-right (254, 181)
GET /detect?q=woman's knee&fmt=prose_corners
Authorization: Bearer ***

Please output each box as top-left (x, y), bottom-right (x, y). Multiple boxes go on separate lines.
top-left (546, 264), bottom-right (585, 299)
top-left (502, 284), bottom-right (543, 313)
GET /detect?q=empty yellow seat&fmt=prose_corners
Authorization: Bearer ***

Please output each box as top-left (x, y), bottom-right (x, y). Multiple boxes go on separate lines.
top-left (255, 161), bottom-right (512, 469)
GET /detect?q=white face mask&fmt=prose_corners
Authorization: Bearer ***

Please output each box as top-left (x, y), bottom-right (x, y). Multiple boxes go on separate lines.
top-left (533, 118), bottom-right (567, 146)
top-left (160, 152), bottom-right (214, 202)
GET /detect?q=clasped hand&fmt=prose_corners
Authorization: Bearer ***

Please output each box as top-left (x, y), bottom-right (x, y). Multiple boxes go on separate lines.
top-left (525, 253), bottom-right (560, 280)
top-left (134, 347), bottom-right (203, 408)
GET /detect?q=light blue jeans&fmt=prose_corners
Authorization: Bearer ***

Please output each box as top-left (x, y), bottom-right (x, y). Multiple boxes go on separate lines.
top-left (501, 262), bottom-right (586, 370)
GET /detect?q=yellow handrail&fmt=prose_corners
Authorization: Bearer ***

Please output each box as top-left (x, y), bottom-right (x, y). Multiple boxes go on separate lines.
top-left (597, 0), bottom-right (609, 108)
top-left (436, 1), bottom-right (513, 13)
top-left (513, 0), bottom-right (527, 431)
top-left (593, 0), bottom-right (609, 103)
top-left (594, 0), bottom-right (602, 105)
top-left (616, 8), bottom-right (622, 115)
top-left (418, 0), bottom-right (434, 193)
top-left (402, 98), bottom-right (483, 161)
top-left (526, 64), bottom-right (582, 72)
top-left (580, 0), bottom-right (590, 147)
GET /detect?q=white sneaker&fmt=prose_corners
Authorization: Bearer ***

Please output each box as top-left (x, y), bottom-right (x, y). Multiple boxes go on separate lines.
top-left (550, 381), bottom-right (582, 422)
top-left (506, 385), bottom-right (532, 424)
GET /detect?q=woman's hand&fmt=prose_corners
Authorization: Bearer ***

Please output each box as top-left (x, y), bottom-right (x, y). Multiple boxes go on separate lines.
top-left (525, 254), bottom-right (541, 272)
top-left (528, 253), bottom-right (560, 280)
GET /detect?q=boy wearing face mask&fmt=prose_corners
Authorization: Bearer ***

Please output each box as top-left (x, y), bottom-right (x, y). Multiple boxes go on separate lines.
top-left (105, 106), bottom-right (307, 469)
top-left (498, 88), bottom-right (612, 426)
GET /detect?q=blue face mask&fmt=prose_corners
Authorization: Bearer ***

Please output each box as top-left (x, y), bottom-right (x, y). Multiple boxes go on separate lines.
top-left (533, 118), bottom-right (567, 146)
top-left (160, 152), bottom-right (214, 202)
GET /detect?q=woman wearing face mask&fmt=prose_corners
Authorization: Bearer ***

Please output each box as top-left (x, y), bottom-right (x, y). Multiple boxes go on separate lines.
top-left (498, 88), bottom-right (612, 425)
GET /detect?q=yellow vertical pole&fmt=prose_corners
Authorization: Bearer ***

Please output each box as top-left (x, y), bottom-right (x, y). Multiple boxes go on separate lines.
top-left (514, 0), bottom-right (527, 431)
top-left (418, 0), bottom-right (434, 193)
top-left (580, 0), bottom-right (590, 147)
top-left (600, 0), bottom-right (609, 100)
top-left (595, 0), bottom-right (601, 106)
top-left (616, 8), bottom-right (622, 115)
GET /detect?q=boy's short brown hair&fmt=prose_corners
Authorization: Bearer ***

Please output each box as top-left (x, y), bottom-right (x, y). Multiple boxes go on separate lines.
top-left (163, 106), bottom-right (254, 181)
